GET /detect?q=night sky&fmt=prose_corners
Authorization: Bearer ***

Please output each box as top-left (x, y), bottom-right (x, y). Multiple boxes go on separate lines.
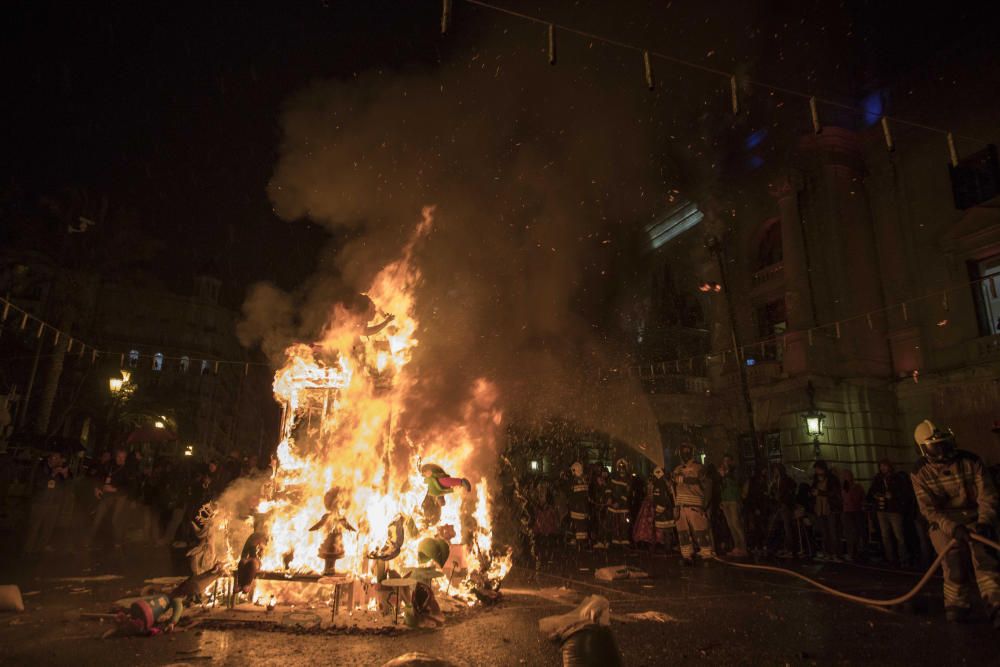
top-left (5, 0), bottom-right (998, 300)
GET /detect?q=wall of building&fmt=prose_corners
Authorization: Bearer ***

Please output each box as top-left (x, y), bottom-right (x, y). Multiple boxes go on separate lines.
top-left (641, 108), bottom-right (1000, 477)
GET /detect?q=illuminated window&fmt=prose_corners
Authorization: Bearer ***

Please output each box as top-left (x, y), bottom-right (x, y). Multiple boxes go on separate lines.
top-left (153, 352), bottom-right (164, 371)
top-left (128, 350), bottom-right (139, 369)
top-left (179, 356), bottom-right (190, 373)
top-left (200, 360), bottom-right (210, 375)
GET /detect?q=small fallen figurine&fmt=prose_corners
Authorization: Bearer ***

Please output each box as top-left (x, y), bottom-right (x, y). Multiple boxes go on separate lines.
top-left (309, 487), bottom-right (357, 575)
top-left (102, 563), bottom-right (228, 638)
top-left (104, 594), bottom-right (184, 638)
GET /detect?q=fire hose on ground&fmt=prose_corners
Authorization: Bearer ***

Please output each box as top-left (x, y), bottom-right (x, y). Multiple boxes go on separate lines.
top-left (712, 533), bottom-right (1000, 607)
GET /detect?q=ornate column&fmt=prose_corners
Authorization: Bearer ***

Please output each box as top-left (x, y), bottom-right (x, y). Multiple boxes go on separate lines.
top-left (770, 170), bottom-right (814, 375)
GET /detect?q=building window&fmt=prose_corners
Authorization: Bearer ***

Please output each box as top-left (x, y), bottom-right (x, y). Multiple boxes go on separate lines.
top-left (201, 360), bottom-right (210, 376)
top-left (755, 299), bottom-right (787, 361)
top-left (179, 356), bottom-right (190, 373)
top-left (971, 253), bottom-right (1000, 336)
top-left (128, 349), bottom-right (139, 369)
top-left (950, 144), bottom-right (999, 210)
top-left (152, 352), bottom-right (164, 371)
top-left (756, 220), bottom-right (783, 269)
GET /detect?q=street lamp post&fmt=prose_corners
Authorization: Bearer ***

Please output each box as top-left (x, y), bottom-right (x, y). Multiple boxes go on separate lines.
top-left (105, 370), bottom-right (134, 450)
top-left (705, 233), bottom-right (762, 470)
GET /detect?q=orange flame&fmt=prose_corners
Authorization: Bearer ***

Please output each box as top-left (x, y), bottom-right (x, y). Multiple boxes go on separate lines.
top-left (253, 206), bottom-right (509, 600)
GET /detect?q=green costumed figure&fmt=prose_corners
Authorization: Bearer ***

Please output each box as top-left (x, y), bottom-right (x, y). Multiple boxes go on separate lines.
top-left (416, 524), bottom-right (456, 570)
top-left (420, 463), bottom-right (471, 525)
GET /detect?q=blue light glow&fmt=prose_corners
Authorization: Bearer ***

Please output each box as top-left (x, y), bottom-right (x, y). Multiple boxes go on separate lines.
top-left (861, 91), bottom-right (883, 127)
top-left (744, 129), bottom-right (768, 150)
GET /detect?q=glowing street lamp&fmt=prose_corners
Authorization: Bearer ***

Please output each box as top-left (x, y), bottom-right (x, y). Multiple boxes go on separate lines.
top-left (803, 381), bottom-right (826, 457)
top-left (154, 420), bottom-right (165, 429)
top-left (804, 413), bottom-right (825, 438)
top-left (109, 370), bottom-right (131, 396)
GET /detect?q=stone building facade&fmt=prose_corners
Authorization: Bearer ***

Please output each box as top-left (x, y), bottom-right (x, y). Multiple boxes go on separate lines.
top-left (1, 236), bottom-right (278, 458)
top-left (638, 118), bottom-right (1000, 480)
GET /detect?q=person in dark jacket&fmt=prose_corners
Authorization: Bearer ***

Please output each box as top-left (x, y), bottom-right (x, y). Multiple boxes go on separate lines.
top-left (23, 453), bottom-right (72, 554)
top-left (567, 462), bottom-right (590, 548)
top-left (744, 467), bottom-right (769, 553)
top-left (841, 469), bottom-right (867, 561)
top-left (605, 459), bottom-right (632, 549)
top-left (810, 460), bottom-right (843, 560)
top-left (87, 448), bottom-right (132, 548)
top-left (718, 455), bottom-right (748, 557)
top-left (866, 458), bottom-right (911, 566)
top-left (767, 463), bottom-right (797, 557)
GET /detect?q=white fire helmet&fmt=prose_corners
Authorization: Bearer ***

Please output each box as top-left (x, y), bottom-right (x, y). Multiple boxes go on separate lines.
top-left (652, 466), bottom-right (665, 479)
top-left (570, 462), bottom-right (584, 477)
top-left (913, 419), bottom-right (956, 462)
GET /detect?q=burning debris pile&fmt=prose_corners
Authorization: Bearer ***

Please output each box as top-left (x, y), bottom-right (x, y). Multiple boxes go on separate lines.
top-left (191, 208), bottom-right (511, 628)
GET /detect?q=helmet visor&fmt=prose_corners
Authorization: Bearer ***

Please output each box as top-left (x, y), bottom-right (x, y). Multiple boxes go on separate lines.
top-left (919, 433), bottom-right (955, 461)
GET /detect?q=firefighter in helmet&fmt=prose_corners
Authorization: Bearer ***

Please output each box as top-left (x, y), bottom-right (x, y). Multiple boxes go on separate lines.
top-left (606, 458), bottom-right (632, 549)
top-left (568, 462), bottom-right (590, 547)
top-left (911, 419), bottom-right (1000, 626)
top-left (672, 442), bottom-right (714, 564)
top-left (650, 466), bottom-right (675, 552)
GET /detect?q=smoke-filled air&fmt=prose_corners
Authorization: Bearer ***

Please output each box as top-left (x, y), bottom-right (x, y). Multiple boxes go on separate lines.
top-left (242, 37), bottom-right (670, 469)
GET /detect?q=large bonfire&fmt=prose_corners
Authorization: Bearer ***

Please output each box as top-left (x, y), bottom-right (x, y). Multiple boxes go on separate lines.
top-left (195, 207), bottom-right (510, 614)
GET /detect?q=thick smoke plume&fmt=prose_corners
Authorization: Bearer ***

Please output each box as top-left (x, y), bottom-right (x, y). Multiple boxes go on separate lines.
top-left (240, 36), bottom-right (668, 464)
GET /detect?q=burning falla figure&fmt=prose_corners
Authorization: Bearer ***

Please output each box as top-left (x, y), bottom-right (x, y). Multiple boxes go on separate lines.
top-left (309, 487), bottom-right (357, 575)
top-left (420, 463), bottom-right (471, 524)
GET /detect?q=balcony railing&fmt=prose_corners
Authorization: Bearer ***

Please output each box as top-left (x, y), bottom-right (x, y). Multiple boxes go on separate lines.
top-left (751, 262), bottom-right (784, 288)
top-left (640, 374), bottom-right (710, 395)
top-left (746, 359), bottom-right (783, 386)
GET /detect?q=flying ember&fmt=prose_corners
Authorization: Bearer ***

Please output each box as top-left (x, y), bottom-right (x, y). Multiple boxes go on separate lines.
top-left (198, 207), bottom-right (510, 616)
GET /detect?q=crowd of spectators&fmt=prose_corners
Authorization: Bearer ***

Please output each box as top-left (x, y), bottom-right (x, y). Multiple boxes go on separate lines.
top-left (17, 447), bottom-right (268, 556)
top-left (521, 455), bottom-right (936, 569)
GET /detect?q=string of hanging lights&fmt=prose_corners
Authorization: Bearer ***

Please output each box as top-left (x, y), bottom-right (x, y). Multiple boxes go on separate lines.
top-left (451, 0), bottom-right (987, 161)
top-left (0, 295), bottom-right (266, 374)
